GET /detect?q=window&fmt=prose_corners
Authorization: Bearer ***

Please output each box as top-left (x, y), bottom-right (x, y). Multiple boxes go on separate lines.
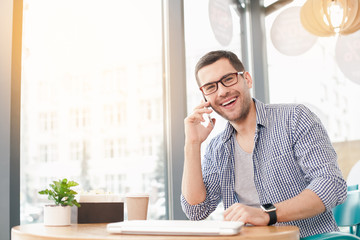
top-left (69, 141), bottom-right (84, 162)
top-left (38, 144), bottom-right (57, 163)
top-left (264, 0), bottom-right (360, 186)
top-left (20, 0), bottom-right (166, 223)
top-left (38, 112), bottom-right (56, 132)
top-left (184, 0), bottom-right (243, 220)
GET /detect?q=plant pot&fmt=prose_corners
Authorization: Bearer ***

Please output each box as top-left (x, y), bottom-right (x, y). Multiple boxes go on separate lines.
top-left (44, 205), bottom-right (71, 226)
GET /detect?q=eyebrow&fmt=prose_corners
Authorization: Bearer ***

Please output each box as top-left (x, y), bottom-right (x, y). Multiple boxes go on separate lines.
top-left (204, 72), bottom-right (235, 85)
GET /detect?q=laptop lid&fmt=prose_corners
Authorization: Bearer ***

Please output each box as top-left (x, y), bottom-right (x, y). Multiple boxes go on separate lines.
top-left (107, 220), bottom-right (244, 236)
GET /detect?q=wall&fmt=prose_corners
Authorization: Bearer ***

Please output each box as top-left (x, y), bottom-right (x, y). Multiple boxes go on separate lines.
top-left (333, 140), bottom-right (360, 180)
top-left (0, 0), bottom-right (14, 239)
top-left (0, 0), bottom-right (22, 239)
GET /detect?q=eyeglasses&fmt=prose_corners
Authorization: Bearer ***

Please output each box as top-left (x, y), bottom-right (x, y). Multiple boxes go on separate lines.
top-left (199, 71), bottom-right (244, 95)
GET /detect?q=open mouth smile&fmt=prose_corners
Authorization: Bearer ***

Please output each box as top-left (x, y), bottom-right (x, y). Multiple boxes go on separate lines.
top-left (221, 97), bottom-right (237, 107)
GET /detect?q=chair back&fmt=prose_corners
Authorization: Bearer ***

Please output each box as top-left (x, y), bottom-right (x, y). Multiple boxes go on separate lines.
top-left (333, 189), bottom-right (360, 236)
top-left (347, 185), bottom-right (359, 191)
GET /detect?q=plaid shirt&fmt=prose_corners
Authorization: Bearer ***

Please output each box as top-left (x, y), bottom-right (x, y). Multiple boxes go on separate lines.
top-left (181, 98), bottom-right (347, 238)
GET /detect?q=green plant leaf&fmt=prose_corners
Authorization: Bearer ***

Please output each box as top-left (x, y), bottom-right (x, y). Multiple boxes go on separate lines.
top-left (67, 181), bottom-right (79, 187)
top-left (38, 178), bottom-right (80, 207)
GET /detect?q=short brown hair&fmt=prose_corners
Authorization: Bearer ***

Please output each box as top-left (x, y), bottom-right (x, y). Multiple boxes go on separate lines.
top-left (195, 50), bottom-right (245, 86)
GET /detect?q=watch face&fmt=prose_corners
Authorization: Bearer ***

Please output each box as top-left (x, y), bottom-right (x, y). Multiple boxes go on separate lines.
top-left (262, 203), bottom-right (276, 211)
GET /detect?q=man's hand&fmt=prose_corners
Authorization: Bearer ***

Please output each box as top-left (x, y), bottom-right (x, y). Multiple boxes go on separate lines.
top-left (184, 101), bottom-right (215, 145)
top-left (224, 203), bottom-right (269, 226)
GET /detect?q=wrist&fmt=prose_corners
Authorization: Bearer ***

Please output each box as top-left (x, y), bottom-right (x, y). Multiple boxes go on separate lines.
top-left (261, 203), bottom-right (277, 225)
top-left (184, 141), bottom-right (202, 148)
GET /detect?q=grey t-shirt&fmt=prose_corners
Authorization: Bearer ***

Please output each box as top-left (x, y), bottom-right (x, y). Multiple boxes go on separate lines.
top-left (233, 133), bottom-right (260, 207)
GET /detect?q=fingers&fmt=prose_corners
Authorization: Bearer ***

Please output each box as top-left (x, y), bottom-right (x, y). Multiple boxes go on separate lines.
top-left (224, 204), bottom-right (245, 222)
top-left (195, 100), bottom-right (211, 109)
top-left (184, 101), bottom-right (215, 144)
top-left (186, 103), bottom-right (213, 124)
top-left (185, 111), bottom-right (206, 124)
top-left (193, 102), bottom-right (212, 114)
top-left (223, 204), bottom-right (267, 225)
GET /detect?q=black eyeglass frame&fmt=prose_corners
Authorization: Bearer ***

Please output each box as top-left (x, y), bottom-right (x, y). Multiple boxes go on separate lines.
top-left (199, 71), bottom-right (244, 96)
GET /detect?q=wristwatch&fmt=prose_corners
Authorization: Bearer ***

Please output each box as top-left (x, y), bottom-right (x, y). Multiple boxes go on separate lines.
top-left (261, 203), bottom-right (277, 225)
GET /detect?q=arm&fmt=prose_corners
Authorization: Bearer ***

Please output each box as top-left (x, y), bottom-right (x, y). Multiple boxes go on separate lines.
top-left (224, 105), bottom-right (346, 225)
top-left (181, 150), bottom-right (222, 220)
top-left (224, 189), bottom-right (325, 225)
top-left (275, 189), bottom-right (325, 222)
top-left (292, 105), bottom-right (347, 211)
top-left (182, 101), bottom-right (214, 205)
top-left (182, 143), bottom-right (206, 204)
top-left (181, 101), bottom-right (222, 220)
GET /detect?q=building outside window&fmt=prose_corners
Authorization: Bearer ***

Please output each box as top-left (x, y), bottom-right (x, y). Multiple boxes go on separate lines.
top-left (20, 0), bottom-right (166, 223)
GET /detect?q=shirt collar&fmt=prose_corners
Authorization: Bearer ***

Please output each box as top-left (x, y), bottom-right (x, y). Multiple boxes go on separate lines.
top-left (253, 98), bottom-right (267, 128)
top-left (222, 98), bottom-right (267, 142)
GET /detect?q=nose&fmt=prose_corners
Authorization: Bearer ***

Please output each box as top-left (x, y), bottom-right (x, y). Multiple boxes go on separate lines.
top-left (216, 82), bottom-right (230, 97)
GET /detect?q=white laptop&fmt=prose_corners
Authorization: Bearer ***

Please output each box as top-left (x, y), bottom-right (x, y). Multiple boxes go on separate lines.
top-left (107, 220), bottom-right (243, 236)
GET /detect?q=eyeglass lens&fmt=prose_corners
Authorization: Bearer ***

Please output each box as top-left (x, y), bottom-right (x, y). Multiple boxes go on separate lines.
top-left (201, 72), bottom-right (238, 95)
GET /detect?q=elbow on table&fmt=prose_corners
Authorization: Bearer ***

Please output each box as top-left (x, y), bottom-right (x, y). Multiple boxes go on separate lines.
top-left (180, 195), bottom-right (213, 221)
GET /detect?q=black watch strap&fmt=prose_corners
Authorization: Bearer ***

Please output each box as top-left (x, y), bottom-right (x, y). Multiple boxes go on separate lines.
top-left (266, 210), bottom-right (277, 225)
top-left (261, 203), bottom-right (277, 226)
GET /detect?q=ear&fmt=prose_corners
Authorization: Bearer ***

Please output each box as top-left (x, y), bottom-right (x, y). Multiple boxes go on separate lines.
top-left (243, 72), bottom-right (253, 88)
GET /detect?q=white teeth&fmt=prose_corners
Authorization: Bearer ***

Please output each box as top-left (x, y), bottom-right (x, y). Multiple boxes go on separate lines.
top-left (222, 98), bottom-right (236, 106)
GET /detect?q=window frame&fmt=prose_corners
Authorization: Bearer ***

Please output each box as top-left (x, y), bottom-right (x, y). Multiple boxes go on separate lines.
top-left (3, 2), bottom-right (270, 240)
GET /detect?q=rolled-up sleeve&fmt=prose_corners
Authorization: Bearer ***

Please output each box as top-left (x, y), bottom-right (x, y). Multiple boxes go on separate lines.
top-left (180, 141), bottom-right (223, 220)
top-left (180, 173), bottom-right (221, 220)
top-left (292, 105), bottom-right (347, 211)
top-left (180, 194), bottom-right (213, 220)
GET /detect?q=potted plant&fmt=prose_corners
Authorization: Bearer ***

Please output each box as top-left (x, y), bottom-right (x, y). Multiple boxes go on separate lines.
top-left (39, 178), bottom-right (81, 226)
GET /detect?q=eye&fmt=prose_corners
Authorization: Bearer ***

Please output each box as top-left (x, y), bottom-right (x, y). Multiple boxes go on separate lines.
top-left (203, 83), bottom-right (216, 92)
top-left (223, 75), bottom-right (236, 84)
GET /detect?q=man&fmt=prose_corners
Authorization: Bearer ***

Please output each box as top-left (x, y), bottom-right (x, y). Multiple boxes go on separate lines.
top-left (181, 50), bottom-right (347, 238)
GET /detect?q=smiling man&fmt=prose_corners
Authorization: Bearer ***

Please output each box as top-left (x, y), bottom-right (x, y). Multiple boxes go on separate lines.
top-left (181, 50), bottom-right (347, 238)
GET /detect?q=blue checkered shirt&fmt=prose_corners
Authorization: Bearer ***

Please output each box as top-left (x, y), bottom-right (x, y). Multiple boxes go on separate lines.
top-left (181, 98), bottom-right (347, 238)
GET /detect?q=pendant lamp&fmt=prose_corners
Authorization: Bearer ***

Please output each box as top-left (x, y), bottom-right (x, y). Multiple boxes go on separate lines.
top-left (300, 0), bottom-right (360, 36)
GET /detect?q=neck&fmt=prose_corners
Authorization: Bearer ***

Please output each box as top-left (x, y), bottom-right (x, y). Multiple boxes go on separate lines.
top-left (230, 100), bottom-right (256, 137)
